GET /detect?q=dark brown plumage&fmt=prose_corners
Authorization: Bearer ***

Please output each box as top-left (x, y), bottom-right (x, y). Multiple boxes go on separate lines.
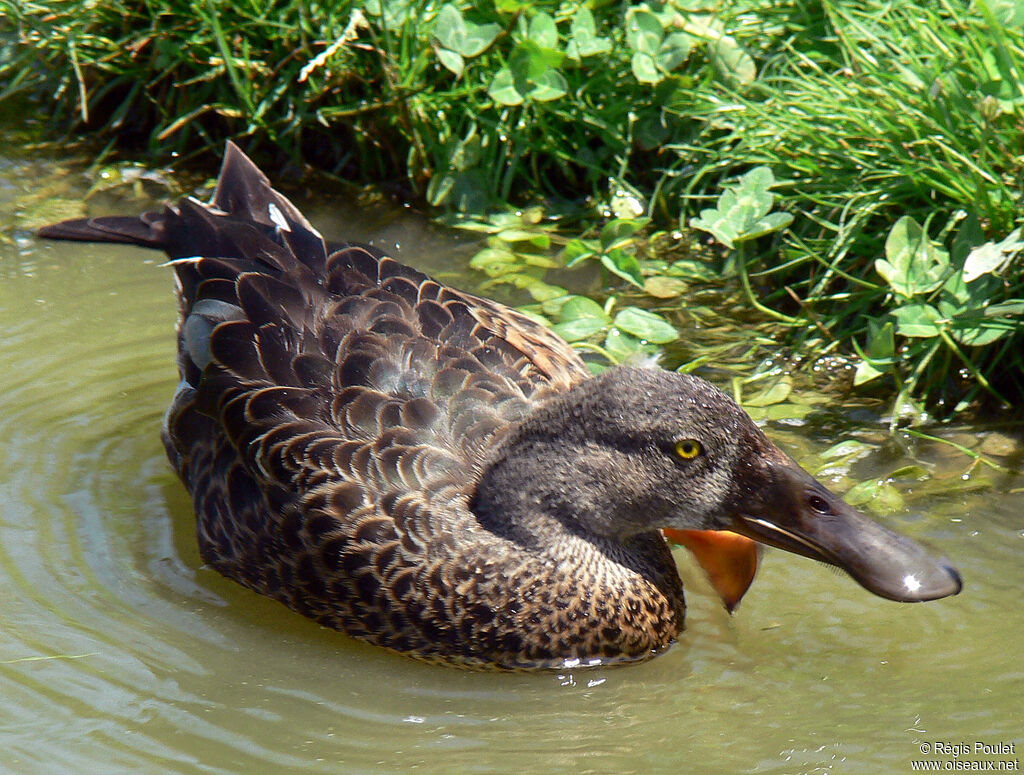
top-left (38, 144), bottom-right (961, 669)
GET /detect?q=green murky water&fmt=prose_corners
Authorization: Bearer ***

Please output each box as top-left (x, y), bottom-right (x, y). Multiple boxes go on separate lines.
top-left (1, 152), bottom-right (1021, 775)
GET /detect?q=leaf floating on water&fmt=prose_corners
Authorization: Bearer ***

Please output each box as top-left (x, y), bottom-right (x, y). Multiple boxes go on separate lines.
top-left (844, 479), bottom-right (905, 514)
top-left (553, 316), bottom-right (607, 342)
top-left (556, 295), bottom-right (609, 322)
top-left (666, 260), bottom-right (717, 282)
top-left (819, 439), bottom-right (874, 461)
top-left (742, 376), bottom-right (792, 407)
top-left (744, 402), bottom-right (815, 422)
top-left (604, 327), bottom-right (657, 361)
top-left (644, 276), bottom-right (688, 298)
top-left (887, 464), bottom-right (931, 481)
top-left (495, 228), bottom-right (552, 249)
top-left (612, 307), bottom-right (678, 343)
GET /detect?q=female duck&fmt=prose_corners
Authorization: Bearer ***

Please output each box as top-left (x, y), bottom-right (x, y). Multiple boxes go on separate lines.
top-left (40, 144), bottom-right (961, 669)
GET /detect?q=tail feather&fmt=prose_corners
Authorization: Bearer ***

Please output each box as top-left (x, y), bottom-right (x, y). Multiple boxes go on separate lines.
top-left (36, 214), bottom-right (168, 248)
top-left (37, 141), bottom-right (327, 275)
top-left (212, 142), bottom-right (327, 273)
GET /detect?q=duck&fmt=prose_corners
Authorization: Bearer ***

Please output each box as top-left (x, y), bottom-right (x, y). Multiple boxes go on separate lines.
top-left (39, 143), bottom-right (961, 669)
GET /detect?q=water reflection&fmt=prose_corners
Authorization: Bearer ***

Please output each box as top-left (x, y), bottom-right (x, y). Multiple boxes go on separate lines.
top-left (0, 151), bottom-right (1020, 774)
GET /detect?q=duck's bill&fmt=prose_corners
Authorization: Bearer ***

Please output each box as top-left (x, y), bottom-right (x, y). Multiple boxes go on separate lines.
top-left (727, 458), bottom-right (962, 603)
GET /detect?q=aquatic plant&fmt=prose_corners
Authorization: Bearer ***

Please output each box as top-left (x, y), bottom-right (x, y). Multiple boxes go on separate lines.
top-left (2, 0), bottom-right (1024, 416)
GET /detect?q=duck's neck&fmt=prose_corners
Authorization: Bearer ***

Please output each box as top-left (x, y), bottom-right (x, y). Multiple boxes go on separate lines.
top-left (473, 435), bottom-right (596, 546)
top-left (469, 389), bottom-right (668, 571)
top-left (466, 378), bottom-right (690, 667)
top-left (470, 455), bottom-right (687, 667)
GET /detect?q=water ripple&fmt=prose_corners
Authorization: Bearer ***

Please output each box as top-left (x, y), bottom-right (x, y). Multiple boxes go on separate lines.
top-left (0, 163), bottom-right (1019, 775)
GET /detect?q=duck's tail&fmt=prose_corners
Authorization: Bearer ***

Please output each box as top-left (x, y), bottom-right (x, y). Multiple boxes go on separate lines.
top-left (39, 143), bottom-right (336, 397)
top-left (36, 213), bottom-right (169, 248)
top-left (37, 142), bottom-right (328, 277)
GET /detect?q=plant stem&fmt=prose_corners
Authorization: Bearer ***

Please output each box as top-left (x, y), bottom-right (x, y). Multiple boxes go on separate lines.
top-left (736, 244), bottom-right (800, 325)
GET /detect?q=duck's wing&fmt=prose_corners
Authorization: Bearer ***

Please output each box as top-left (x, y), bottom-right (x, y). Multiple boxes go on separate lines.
top-left (445, 291), bottom-right (590, 394)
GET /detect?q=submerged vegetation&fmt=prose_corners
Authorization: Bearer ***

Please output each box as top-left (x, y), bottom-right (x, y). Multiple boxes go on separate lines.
top-left (3, 0), bottom-right (1024, 420)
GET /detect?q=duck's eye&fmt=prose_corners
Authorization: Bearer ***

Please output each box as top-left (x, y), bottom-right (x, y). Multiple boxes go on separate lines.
top-left (808, 493), bottom-right (832, 515)
top-left (673, 439), bottom-right (702, 460)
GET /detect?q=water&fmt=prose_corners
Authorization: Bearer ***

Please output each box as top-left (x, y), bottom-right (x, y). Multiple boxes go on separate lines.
top-left (1, 152), bottom-right (1021, 775)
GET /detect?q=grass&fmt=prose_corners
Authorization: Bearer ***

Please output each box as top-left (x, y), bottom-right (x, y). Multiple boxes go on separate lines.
top-left (2, 0), bottom-right (1024, 419)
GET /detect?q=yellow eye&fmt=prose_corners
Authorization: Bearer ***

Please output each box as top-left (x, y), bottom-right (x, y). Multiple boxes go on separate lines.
top-left (674, 439), bottom-right (702, 459)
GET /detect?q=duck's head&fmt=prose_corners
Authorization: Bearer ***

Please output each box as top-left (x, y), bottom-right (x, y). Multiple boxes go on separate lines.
top-left (476, 366), bottom-right (961, 603)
